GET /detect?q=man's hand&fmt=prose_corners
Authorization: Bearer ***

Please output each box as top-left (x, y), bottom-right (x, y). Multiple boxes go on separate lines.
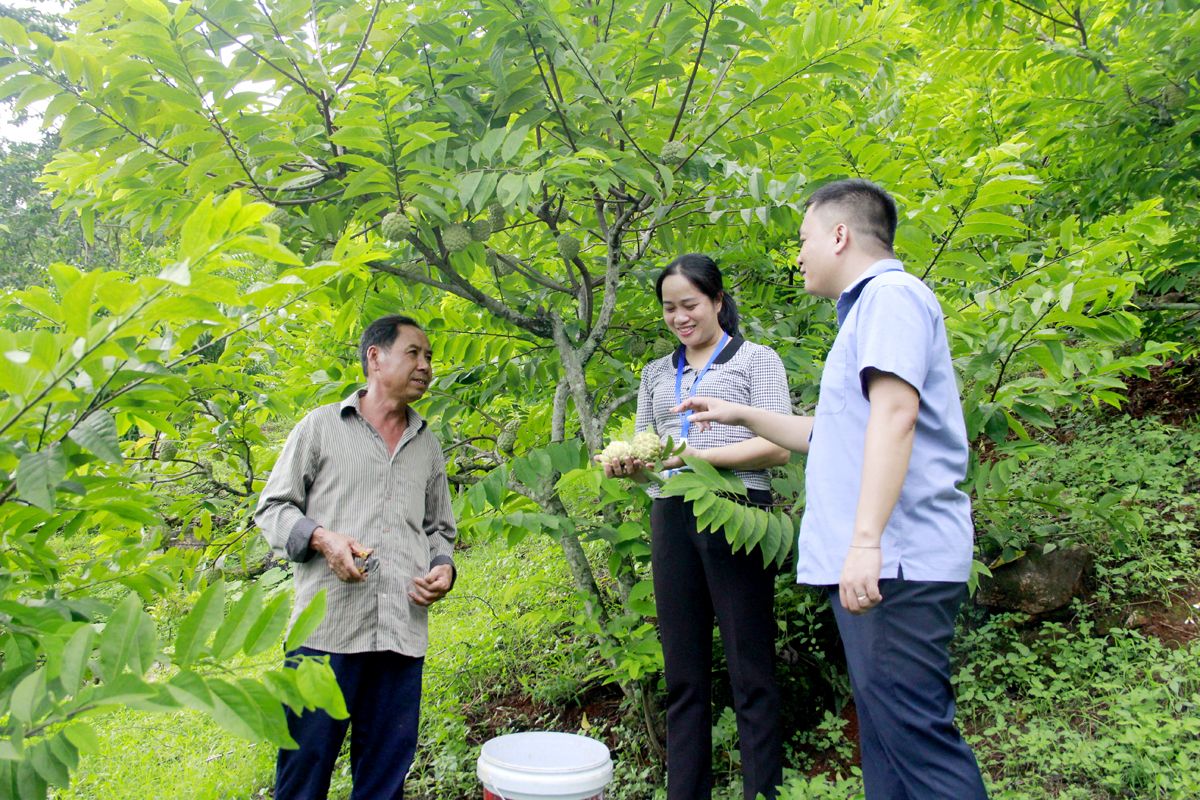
top-left (311, 526), bottom-right (372, 583)
top-left (409, 564), bottom-right (453, 607)
top-left (669, 396), bottom-right (749, 433)
top-left (839, 546), bottom-right (883, 614)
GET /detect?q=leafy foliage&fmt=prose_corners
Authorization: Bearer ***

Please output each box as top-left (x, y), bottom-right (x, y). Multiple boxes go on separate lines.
top-left (0, 0), bottom-right (1197, 792)
top-left (0, 193), bottom-right (350, 798)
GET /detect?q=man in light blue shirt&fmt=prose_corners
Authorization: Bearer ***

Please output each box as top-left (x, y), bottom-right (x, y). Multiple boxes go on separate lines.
top-left (674, 179), bottom-right (987, 799)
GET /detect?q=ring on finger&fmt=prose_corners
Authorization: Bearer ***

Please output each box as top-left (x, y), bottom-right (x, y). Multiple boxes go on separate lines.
top-left (856, 595), bottom-right (868, 601)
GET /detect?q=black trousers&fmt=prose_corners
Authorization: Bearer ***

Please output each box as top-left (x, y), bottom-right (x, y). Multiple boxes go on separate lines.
top-left (275, 647), bottom-right (424, 800)
top-left (651, 491), bottom-right (783, 800)
top-left (829, 574), bottom-right (988, 800)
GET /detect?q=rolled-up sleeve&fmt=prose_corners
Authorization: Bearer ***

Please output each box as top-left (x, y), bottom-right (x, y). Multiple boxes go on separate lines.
top-left (855, 283), bottom-right (933, 399)
top-left (424, 456), bottom-right (458, 585)
top-left (255, 414), bottom-right (321, 563)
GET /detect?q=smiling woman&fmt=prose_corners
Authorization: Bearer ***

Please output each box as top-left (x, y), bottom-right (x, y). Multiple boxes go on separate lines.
top-left (599, 253), bottom-right (793, 800)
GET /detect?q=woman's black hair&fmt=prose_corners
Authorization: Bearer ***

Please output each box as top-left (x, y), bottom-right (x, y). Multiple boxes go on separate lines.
top-left (654, 253), bottom-right (740, 337)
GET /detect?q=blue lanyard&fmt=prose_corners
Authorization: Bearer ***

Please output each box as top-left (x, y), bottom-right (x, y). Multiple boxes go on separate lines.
top-left (675, 332), bottom-right (729, 443)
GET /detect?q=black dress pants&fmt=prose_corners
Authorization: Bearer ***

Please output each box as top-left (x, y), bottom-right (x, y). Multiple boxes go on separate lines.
top-left (651, 491), bottom-right (782, 800)
top-left (275, 647), bottom-right (424, 800)
top-left (829, 573), bottom-right (988, 800)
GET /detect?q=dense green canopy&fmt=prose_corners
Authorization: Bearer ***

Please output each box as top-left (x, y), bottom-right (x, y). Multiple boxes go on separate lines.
top-left (0, 0), bottom-right (1196, 794)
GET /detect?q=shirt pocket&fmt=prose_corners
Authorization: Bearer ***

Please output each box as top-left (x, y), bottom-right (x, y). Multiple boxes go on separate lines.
top-left (816, 341), bottom-right (850, 416)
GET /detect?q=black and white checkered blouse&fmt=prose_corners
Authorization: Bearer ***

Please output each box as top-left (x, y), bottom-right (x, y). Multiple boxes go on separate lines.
top-left (635, 336), bottom-right (792, 497)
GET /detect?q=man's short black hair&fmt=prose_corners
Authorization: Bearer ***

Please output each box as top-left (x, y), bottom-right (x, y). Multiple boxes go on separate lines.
top-left (359, 314), bottom-right (423, 376)
top-left (804, 178), bottom-right (898, 251)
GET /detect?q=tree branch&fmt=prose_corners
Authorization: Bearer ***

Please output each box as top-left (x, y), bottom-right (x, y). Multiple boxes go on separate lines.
top-left (336, 0), bottom-right (384, 90)
top-left (668, 0), bottom-right (717, 142)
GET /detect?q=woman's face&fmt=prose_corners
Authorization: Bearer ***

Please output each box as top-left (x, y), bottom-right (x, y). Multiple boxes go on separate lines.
top-left (660, 273), bottom-right (723, 348)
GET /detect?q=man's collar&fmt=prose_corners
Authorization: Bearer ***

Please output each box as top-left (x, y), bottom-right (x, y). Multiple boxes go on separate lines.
top-left (836, 259), bottom-right (904, 325)
top-left (339, 388), bottom-right (426, 431)
top-left (671, 335), bottom-right (745, 369)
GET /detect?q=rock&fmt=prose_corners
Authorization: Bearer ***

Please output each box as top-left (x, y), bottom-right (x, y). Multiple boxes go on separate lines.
top-left (975, 545), bottom-right (1094, 614)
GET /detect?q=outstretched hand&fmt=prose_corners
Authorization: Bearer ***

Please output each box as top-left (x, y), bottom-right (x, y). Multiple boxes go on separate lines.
top-left (669, 396), bottom-right (749, 434)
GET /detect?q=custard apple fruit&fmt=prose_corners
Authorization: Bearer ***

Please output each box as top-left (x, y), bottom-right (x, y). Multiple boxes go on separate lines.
top-left (470, 219), bottom-right (492, 242)
top-left (498, 430), bottom-right (517, 454)
top-left (652, 338), bottom-right (675, 358)
top-left (158, 441), bottom-right (178, 461)
top-left (631, 428), bottom-right (664, 462)
top-left (263, 208), bottom-right (289, 227)
top-left (556, 234), bottom-right (581, 260)
top-left (629, 337), bottom-right (647, 357)
top-left (443, 224), bottom-right (472, 253)
top-left (597, 439), bottom-right (634, 466)
top-left (488, 204), bottom-right (506, 229)
top-left (660, 140), bottom-right (687, 165)
top-left (381, 212), bottom-right (412, 242)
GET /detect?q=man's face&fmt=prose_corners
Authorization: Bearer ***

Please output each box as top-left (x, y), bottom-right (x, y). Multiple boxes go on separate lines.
top-left (369, 325), bottom-right (433, 403)
top-left (796, 206), bottom-right (842, 299)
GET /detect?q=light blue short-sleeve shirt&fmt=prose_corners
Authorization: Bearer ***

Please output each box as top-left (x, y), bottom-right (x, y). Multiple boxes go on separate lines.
top-left (795, 259), bottom-right (974, 585)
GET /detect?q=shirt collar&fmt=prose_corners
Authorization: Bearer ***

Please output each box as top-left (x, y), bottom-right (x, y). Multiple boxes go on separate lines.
top-left (836, 259), bottom-right (904, 325)
top-left (339, 388), bottom-right (426, 432)
top-left (671, 335), bottom-right (745, 370)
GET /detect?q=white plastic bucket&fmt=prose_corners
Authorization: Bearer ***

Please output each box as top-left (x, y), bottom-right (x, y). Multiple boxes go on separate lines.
top-left (477, 731), bottom-right (613, 800)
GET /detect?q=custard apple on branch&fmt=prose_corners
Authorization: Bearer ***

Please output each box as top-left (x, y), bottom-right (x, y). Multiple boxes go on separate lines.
top-left (660, 140), bottom-right (687, 165)
top-left (381, 212), bottom-right (412, 242)
top-left (556, 234), bottom-right (581, 260)
top-left (443, 224), bottom-right (471, 254)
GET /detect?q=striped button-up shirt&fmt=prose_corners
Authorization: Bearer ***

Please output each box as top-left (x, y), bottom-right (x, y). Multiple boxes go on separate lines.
top-left (635, 336), bottom-right (792, 498)
top-left (255, 389), bottom-right (457, 656)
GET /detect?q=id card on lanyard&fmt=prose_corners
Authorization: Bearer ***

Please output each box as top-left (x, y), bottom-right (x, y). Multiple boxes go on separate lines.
top-left (664, 332), bottom-right (729, 477)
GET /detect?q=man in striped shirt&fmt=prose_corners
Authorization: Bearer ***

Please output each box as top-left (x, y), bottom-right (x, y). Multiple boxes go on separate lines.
top-left (256, 314), bottom-right (457, 800)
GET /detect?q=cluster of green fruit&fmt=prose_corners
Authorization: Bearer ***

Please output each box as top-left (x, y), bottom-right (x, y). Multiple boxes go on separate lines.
top-left (596, 427), bottom-right (666, 467)
top-left (627, 337), bottom-right (675, 359)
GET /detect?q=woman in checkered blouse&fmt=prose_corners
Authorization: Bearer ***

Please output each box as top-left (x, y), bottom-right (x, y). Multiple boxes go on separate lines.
top-left (600, 254), bottom-right (793, 800)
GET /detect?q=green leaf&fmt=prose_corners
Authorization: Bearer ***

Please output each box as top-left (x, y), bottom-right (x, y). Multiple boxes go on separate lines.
top-left (8, 667), bottom-right (45, 725)
top-left (59, 625), bottom-right (95, 694)
top-left (294, 656), bottom-right (348, 719)
top-left (243, 593), bottom-right (291, 657)
top-left (16, 445), bottom-right (65, 512)
top-left (206, 678), bottom-right (267, 742)
top-left (173, 580), bottom-right (225, 668)
top-left (67, 410), bottom-right (123, 464)
top-left (16, 759), bottom-right (47, 800)
top-left (61, 725), bottom-right (99, 759)
top-left (99, 593), bottom-right (154, 678)
top-left (211, 583), bottom-right (263, 662)
top-left (28, 742), bottom-right (69, 789)
top-left (285, 589), bottom-right (327, 652)
top-left (238, 677), bottom-right (296, 748)
top-left (166, 670), bottom-right (214, 712)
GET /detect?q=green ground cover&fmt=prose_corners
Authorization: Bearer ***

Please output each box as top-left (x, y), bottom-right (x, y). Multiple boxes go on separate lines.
top-left (51, 414), bottom-right (1200, 800)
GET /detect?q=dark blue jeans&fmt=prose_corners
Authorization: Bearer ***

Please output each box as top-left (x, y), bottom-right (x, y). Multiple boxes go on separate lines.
top-left (829, 574), bottom-right (987, 800)
top-left (275, 647), bottom-right (424, 800)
